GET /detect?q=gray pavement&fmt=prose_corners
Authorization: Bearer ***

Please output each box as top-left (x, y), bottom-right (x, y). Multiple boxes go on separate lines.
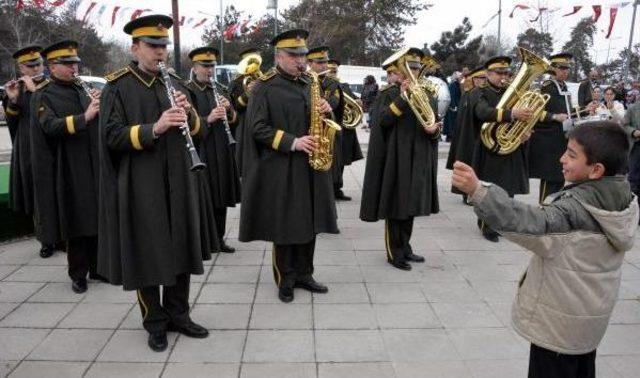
top-left (2, 145), bottom-right (640, 377)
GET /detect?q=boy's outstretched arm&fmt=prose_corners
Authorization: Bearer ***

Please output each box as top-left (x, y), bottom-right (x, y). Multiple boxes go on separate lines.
top-left (452, 161), bottom-right (575, 258)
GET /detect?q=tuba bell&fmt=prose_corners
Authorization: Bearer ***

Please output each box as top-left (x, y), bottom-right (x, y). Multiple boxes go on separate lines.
top-left (479, 47), bottom-right (551, 155)
top-left (237, 53), bottom-right (264, 90)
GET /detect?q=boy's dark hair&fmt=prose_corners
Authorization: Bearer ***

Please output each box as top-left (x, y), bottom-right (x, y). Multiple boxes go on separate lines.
top-left (567, 122), bottom-right (629, 176)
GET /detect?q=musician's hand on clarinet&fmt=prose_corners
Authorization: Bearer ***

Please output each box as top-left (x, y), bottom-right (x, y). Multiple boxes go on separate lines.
top-left (84, 97), bottom-right (100, 122)
top-left (19, 76), bottom-right (36, 93)
top-left (173, 90), bottom-right (192, 113)
top-left (452, 161), bottom-right (480, 196)
top-left (295, 135), bottom-right (317, 154)
top-left (89, 88), bottom-right (101, 99)
top-left (318, 99), bottom-right (332, 114)
top-left (153, 107), bottom-right (187, 135)
top-left (218, 96), bottom-right (231, 110)
top-left (512, 107), bottom-right (533, 121)
top-left (207, 106), bottom-right (227, 123)
top-left (3, 81), bottom-right (20, 103)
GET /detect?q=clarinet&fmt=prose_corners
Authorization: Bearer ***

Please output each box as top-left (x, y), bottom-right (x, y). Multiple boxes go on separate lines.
top-left (209, 76), bottom-right (236, 145)
top-left (157, 62), bottom-right (206, 171)
top-left (73, 73), bottom-right (95, 99)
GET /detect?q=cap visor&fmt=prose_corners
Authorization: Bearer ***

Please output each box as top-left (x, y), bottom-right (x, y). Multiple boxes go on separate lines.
top-left (280, 47), bottom-right (309, 55)
top-left (139, 37), bottom-right (171, 46)
top-left (197, 62), bottom-right (217, 67)
top-left (56, 56), bottom-right (81, 63)
top-left (23, 60), bottom-right (43, 67)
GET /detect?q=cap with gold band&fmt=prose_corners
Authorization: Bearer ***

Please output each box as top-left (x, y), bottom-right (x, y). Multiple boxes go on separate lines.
top-left (42, 40), bottom-right (81, 63)
top-left (484, 56), bottom-right (512, 73)
top-left (189, 46), bottom-right (218, 67)
top-left (13, 45), bottom-right (43, 67)
top-left (239, 47), bottom-right (260, 60)
top-left (124, 14), bottom-right (173, 46)
top-left (549, 53), bottom-right (573, 69)
top-left (307, 46), bottom-right (330, 62)
top-left (271, 29), bottom-right (309, 54)
top-left (467, 66), bottom-right (486, 79)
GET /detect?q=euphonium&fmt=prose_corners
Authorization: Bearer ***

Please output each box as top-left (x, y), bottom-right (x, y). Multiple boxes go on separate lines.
top-left (342, 92), bottom-right (363, 129)
top-left (397, 55), bottom-right (436, 129)
top-left (479, 47), bottom-right (551, 155)
top-left (237, 53), bottom-right (264, 90)
top-left (307, 70), bottom-right (342, 171)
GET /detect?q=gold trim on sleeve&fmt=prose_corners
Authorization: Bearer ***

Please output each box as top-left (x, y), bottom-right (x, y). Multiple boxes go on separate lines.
top-left (130, 125), bottom-right (143, 150)
top-left (272, 129), bottom-right (285, 150)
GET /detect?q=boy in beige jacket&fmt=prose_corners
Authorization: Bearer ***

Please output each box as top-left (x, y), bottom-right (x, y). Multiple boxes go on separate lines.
top-left (453, 122), bottom-right (639, 378)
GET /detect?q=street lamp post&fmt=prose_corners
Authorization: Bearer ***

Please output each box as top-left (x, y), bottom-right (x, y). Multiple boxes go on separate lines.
top-left (171, 0), bottom-right (182, 74)
top-left (623, 0), bottom-right (639, 80)
top-left (267, 0), bottom-right (278, 36)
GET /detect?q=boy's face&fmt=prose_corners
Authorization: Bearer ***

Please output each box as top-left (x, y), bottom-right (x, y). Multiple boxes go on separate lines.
top-left (560, 139), bottom-right (605, 182)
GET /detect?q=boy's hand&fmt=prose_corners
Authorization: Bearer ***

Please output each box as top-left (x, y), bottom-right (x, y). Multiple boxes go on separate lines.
top-left (452, 161), bottom-right (480, 196)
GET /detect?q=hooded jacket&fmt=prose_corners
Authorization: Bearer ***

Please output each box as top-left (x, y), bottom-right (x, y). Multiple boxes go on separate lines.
top-left (471, 176), bottom-right (639, 354)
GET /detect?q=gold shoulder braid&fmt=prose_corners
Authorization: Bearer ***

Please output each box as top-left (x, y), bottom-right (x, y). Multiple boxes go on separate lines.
top-left (260, 68), bottom-right (277, 82)
top-left (35, 78), bottom-right (51, 90)
top-left (105, 67), bottom-right (131, 82)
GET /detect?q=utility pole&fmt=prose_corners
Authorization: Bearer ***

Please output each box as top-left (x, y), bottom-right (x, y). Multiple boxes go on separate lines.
top-left (171, 0), bottom-right (181, 75)
top-left (623, 0), bottom-right (639, 80)
top-left (219, 0), bottom-right (224, 64)
top-left (497, 0), bottom-right (502, 54)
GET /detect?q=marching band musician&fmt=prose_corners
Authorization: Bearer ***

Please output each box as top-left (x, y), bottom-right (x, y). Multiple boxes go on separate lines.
top-left (230, 47), bottom-right (262, 175)
top-left (30, 40), bottom-right (102, 293)
top-left (446, 66), bottom-right (486, 204)
top-left (1, 46), bottom-right (55, 258)
top-left (360, 47), bottom-right (441, 271)
top-left (239, 30), bottom-right (338, 303)
top-left (529, 53), bottom-right (595, 203)
top-left (97, 15), bottom-right (214, 351)
top-left (327, 59), bottom-right (364, 201)
top-left (470, 56), bottom-right (532, 242)
top-left (186, 46), bottom-right (241, 253)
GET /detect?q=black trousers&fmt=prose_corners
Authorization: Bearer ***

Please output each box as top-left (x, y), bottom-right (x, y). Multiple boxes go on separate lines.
top-left (528, 344), bottom-right (596, 378)
top-left (214, 207), bottom-right (227, 243)
top-left (67, 235), bottom-right (98, 281)
top-left (384, 218), bottom-right (414, 263)
top-left (272, 238), bottom-right (316, 288)
top-left (334, 165), bottom-right (345, 193)
top-left (137, 273), bottom-right (190, 334)
top-left (539, 180), bottom-right (564, 204)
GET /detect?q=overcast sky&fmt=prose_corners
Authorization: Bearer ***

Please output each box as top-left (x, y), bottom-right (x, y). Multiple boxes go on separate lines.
top-left (79, 0), bottom-right (640, 65)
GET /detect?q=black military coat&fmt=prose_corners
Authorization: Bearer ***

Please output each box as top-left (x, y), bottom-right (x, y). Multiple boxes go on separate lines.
top-left (239, 67), bottom-right (339, 244)
top-left (360, 85), bottom-right (439, 221)
top-left (228, 75), bottom-right (250, 174)
top-left (470, 84), bottom-right (529, 196)
top-left (2, 78), bottom-right (46, 215)
top-left (30, 77), bottom-right (99, 243)
top-left (97, 62), bottom-right (216, 290)
top-left (186, 79), bottom-right (241, 209)
top-left (528, 80), bottom-right (569, 182)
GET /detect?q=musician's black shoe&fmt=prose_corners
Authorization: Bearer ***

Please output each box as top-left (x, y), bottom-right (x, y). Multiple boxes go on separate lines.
top-left (71, 278), bottom-right (88, 294)
top-left (168, 320), bottom-right (209, 338)
top-left (482, 228), bottom-right (500, 243)
top-left (295, 277), bottom-right (329, 293)
top-left (406, 253), bottom-right (425, 263)
top-left (334, 190), bottom-right (352, 201)
top-left (278, 286), bottom-right (294, 303)
top-left (220, 242), bottom-right (236, 253)
top-left (39, 245), bottom-right (55, 259)
top-left (148, 331), bottom-right (168, 352)
top-left (89, 273), bottom-right (109, 283)
top-left (389, 260), bottom-right (412, 271)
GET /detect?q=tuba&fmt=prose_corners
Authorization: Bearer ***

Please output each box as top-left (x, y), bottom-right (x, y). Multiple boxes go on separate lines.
top-left (383, 48), bottom-right (436, 129)
top-left (479, 47), bottom-right (551, 155)
top-left (307, 70), bottom-right (342, 171)
top-left (342, 92), bottom-right (363, 129)
top-left (237, 53), bottom-right (264, 90)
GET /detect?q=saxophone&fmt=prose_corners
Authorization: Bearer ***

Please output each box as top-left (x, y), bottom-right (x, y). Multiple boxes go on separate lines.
top-left (307, 70), bottom-right (342, 171)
